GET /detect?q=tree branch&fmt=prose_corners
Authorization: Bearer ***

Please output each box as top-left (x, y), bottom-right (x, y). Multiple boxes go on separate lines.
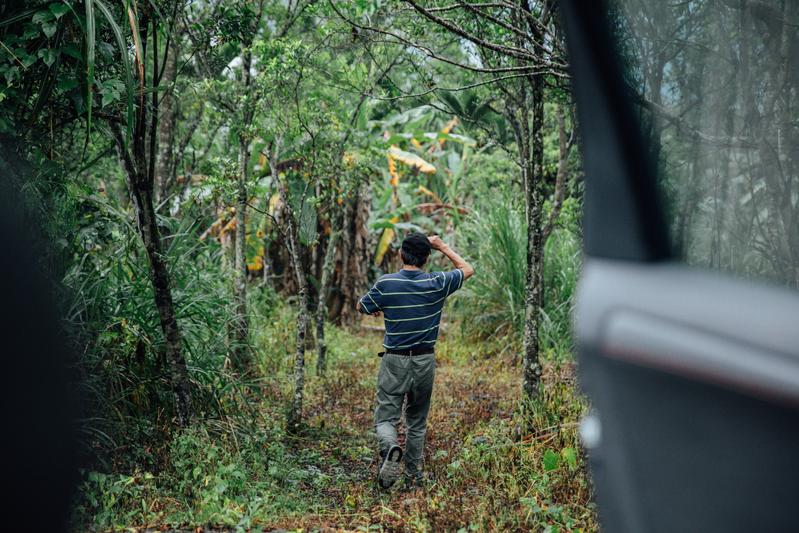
top-left (328, 1), bottom-right (541, 74)
top-left (404, 0), bottom-right (541, 62)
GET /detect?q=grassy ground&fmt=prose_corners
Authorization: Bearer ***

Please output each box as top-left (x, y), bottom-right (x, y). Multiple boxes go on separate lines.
top-left (74, 300), bottom-right (596, 532)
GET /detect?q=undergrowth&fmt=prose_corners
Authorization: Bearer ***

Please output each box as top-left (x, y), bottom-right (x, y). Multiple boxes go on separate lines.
top-left (73, 296), bottom-right (595, 532)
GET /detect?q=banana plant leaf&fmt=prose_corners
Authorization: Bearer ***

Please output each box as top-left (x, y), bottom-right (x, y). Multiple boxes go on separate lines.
top-left (388, 146), bottom-right (436, 174)
top-left (374, 216), bottom-right (398, 265)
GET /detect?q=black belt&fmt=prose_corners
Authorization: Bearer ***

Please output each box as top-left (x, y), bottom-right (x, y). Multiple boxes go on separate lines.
top-left (381, 347), bottom-right (435, 357)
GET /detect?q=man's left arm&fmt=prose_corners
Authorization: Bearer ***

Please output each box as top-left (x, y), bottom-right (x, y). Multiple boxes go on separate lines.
top-left (357, 283), bottom-right (383, 316)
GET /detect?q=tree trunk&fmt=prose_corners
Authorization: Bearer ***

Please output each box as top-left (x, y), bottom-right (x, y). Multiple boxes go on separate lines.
top-left (273, 142), bottom-right (308, 433)
top-left (287, 241), bottom-right (309, 433)
top-left (231, 149), bottom-right (249, 370)
top-left (231, 49), bottom-right (254, 371)
top-left (522, 73), bottom-right (545, 400)
top-left (542, 106), bottom-right (571, 245)
top-left (109, 15), bottom-right (192, 426)
top-left (155, 37), bottom-right (178, 205)
top-left (287, 227), bottom-right (309, 433)
top-left (112, 125), bottom-right (192, 426)
top-left (335, 182), bottom-right (371, 326)
top-left (315, 209), bottom-right (341, 376)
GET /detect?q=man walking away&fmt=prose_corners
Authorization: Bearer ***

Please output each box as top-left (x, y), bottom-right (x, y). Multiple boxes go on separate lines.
top-left (357, 232), bottom-right (474, 490)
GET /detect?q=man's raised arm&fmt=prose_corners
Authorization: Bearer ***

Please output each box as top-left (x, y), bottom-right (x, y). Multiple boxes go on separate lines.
top-left (428, 235), bottom-right (475, 280)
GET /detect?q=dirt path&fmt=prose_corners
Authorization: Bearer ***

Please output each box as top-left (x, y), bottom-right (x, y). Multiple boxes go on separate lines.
top-left (265, 333), bottom-right (520, 531)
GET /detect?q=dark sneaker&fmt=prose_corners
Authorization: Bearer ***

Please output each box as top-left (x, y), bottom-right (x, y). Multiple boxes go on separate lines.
top-left (378, 445), bottom-right (403, 489)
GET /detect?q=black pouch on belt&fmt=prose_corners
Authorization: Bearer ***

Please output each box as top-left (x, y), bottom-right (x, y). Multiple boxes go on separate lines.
top-left (378, 351), bottom-right (385, 358)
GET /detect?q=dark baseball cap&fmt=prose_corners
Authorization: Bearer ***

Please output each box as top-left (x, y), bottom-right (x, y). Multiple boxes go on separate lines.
top-left (401, 232), bottom-right (431, 258)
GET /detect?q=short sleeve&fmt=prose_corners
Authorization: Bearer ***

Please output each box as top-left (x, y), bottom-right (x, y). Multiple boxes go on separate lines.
top-left (358, 283), bottom-right (383, 314)
top-left (442, 269), bottom-right (464, 296)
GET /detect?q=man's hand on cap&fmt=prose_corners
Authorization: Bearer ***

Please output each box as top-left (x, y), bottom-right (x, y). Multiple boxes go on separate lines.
top-left (428, 235), bottom-right (446, 251)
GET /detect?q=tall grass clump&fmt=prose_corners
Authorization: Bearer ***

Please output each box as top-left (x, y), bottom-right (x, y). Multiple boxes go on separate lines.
top-left (540, 226), bottom-right (581, 356)
top-left (458, 194), bottom-right (581, 356)
top-left (540, 197), bottom-right (582, 357)
top-left (63, 195), bottom-right (239, 469)
top-left (458, 194), bottom-right (527, 341)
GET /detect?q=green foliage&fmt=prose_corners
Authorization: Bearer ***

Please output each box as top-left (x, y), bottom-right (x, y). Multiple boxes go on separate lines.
top-left (458, 191), bottom-right (581, 355)
top-left (64, 194), bottom-right (241, 461)
top-left (367, 105), bottom-right (479, 263)
top-left (250, 288), bottom-right (295, 375)
top-left (0, 0), bottom-right (138, 141)
top-left (75, 470), bottom-right (157, 530)
top-left (287, 171), bottom-right (319, 245)
top-left (438, 90), bottom-right (511, 144)
top-left (75, 423), bottom-right (322, 530)
top-left (459, 190), bottom-right (527, 340)
top-left (541, 198), bottom-right (582, 357)
top-left (93, 0), bottom-right (134, 140)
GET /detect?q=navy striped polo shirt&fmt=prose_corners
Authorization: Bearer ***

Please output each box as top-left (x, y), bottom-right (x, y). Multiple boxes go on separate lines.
top-left (358, 268), bottom-right (464, 351)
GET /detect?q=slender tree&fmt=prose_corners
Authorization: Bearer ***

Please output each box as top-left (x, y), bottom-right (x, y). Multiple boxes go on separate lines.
top-left (154, 25), bottom-right (179, 205)
top-left (272, 140), bottom-right (311, 433)
top-left (109, 5), bottom-right (192, 425)
top-left (231, 12), bottom-right (259, 372)
top-left (315, 209), bottom-right (340, 376)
